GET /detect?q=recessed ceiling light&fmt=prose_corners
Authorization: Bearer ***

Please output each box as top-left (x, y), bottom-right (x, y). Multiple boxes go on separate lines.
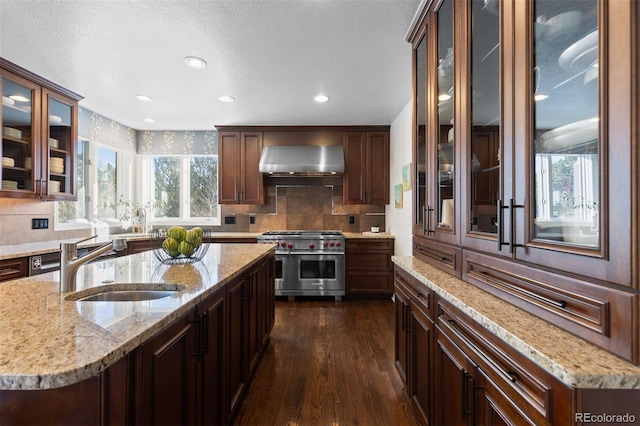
top-left (218, 96), bottom-right (235, 103)
top-left (438, 93), bottom-right (452, 101)
top-left (534, 93), bottom-right (549, 101)
top-left (144, 118), bottom-right (156, 123)
top-left (184, 56), bottom-right (207, 69)
top-left (9, 95), bottom-right (29, 102)
top-left (136, 95), bottom-right (154, 102)
top-left (314, 94), bottom-right (330, 103)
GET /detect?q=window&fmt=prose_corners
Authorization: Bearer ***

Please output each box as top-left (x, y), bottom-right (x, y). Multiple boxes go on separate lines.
top-left (57, 139), bottom-right (89, 223)
top-left (96, 147), bottom-right (117, 219)
top-left (146, 155), bottom-right (219, 225)
top-left (56, 140), bottom-right (132, 230)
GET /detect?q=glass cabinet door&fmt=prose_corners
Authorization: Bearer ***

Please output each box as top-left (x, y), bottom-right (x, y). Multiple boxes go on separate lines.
top-left (531, 0), bottom-right (599, 249)
top-left (44, 90), bottom-right (75, 198)
top-left (469, 0), bottom-right (500, 235)
top-left (430, 0), bottom-right (455, 239)
top-left (414, 34), bottom-right (427, 233)
top-left (1, 73), bottom-right (39, 195)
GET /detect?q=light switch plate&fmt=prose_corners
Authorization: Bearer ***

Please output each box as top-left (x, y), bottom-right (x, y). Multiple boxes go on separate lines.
top-left (32, 218), bottom-right (49, 229)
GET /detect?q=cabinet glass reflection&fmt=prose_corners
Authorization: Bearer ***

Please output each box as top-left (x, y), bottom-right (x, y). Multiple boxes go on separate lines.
top-left (532, 0), bottom-right (599, 248)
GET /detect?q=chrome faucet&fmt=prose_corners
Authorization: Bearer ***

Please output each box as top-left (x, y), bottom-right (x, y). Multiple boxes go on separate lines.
top-left (59, 235), bottom-right (127, 292)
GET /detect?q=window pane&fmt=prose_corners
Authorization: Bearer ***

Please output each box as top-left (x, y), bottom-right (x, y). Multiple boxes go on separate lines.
top-left (532, 0), bottom-right (599, 248)
top-left (96, 147), bottom-right (117, 218)
top-left (57, 140), bottom-right (87, 222)
top-left (189, 157), bottom-right (218, 218)
top-left (153, 157), bottom-right (180, 218)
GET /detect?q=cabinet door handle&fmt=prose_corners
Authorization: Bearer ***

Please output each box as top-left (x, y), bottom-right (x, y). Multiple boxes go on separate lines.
top-left (508, 199), bottom-right (525, 253)
top-left (447, 319), bottom-right (517, 384)
top-left (497, 199), bottom-right (509, 251)
top-left (461, 370), bottom-right (474, 419)
top-left (199, 312), bottom-right (209, 359)
top-left (426, 205), bottom-right (435, 235)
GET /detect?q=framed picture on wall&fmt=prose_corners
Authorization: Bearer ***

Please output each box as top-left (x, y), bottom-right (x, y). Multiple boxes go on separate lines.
top-left (402, 163), bottom-right (412, 191)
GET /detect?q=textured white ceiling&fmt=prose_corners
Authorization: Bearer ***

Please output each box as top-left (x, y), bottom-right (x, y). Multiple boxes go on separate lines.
top-left (0, 0), bottom-right (420, 131)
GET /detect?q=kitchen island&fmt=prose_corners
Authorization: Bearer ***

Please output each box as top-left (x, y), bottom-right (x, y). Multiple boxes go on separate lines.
top-left (0, 243), bottom-right (275, 425)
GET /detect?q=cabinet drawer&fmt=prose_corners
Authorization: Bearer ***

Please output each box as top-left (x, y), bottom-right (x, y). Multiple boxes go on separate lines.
top-left (347, 271), bottom-right (393, 294)
top-left (437, 298), bottom-right (571, 425)
top-left (346, 251), bottom-right (392, 270)
top-left (0, 258), bottom-right (28, 282)
top-left (413, 236), bottom-right (461, 278)
top-left (395, 267), bottom-right (433, 319)
top-left (463, 250), bottom-right (638, 364)
top-left (346, 239), bottom-right (394, 251)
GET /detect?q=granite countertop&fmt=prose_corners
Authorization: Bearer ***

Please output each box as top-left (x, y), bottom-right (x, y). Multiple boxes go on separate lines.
top-left (392, 256), bottom-right (640, 389)
top-left (0, 243), bottom-right (275, 390)
top-left (343, 232), bottom-right (395, 239)
top-left (0, 232), bottom-right (263, 260)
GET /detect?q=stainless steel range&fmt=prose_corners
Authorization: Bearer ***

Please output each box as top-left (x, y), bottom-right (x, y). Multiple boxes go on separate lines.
top-left (257, 230), bottom-right (345, 300)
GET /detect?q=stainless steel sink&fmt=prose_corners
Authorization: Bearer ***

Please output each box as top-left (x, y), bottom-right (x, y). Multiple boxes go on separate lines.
top-left (65, 284), bottom-right (186, 302)
top-left (76, 289), bottom-right (180, 302)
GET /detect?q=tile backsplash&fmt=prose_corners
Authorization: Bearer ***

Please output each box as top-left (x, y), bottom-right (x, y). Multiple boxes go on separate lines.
top-left (0, 177), bottom-right (386, 245)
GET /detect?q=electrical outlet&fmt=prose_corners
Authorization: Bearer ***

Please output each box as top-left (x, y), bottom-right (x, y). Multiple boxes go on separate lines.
top-left (32, 218), bottom-right (49, 229)
top-left (224, 216), bottom-right (236, 225)
top-left (349, 215), bottom-right (355, 224)
top-left (250, 216), bottom-right (255, 224)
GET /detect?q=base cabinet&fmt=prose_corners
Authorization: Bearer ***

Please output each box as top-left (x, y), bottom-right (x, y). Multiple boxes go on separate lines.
top-left (346, 238), bottom-right (394, 297)
top-left (395, 266), bottom-right (574, 426)
top-left (394, 267), bottom-right (434, 425)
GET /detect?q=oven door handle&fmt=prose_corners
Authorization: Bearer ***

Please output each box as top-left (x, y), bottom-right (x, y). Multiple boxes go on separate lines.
top-left (292, 252), bottom-right (344, 256)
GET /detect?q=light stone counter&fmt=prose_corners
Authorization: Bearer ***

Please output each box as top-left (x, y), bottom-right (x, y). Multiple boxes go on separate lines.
top-left (392, 256), bottom-right (640, 390)
top-left (0, 232), bottom-right (262, 260)
top-left (0, 243), bottom-right (275, 390)
top-left (343, 232), bottom-right (395, 239)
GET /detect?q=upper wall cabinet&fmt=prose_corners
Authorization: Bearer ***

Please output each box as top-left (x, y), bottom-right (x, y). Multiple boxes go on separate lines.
top-left (410, 0), bottom-right (638, 288)
top-left (0, 59), bottom-right (81, 201)
top-left (218, 131), bottom-right (265, 205)
top-left (343, 131), bottom-right (390, 205)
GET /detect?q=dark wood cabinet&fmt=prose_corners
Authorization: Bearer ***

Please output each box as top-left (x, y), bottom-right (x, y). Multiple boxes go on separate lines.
top-left (134, 309), bottom-right (199, 426)
top-left (345, 238), bottom-right (394, 297)
top-left (395, 265), bottom-right (575, 425)
top-left (343, 131), bottom-right (389, 205)
top-left (126, 239), bottom-right (162, 255)
top-left (394, 267), bottom-right (434, 425)
top-left (1, 58), bottom-right (81, 201)
top-left (0, 257), bottom-right (27, 282)
top-left (408, 0), bottom-right (640, 364)
top-left (197, 287), bottom-right (226, 426)
top-left (218, 131), bottom-right (264, 204)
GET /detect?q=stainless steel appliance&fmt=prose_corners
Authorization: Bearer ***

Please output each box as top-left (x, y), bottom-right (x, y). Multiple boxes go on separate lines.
top-left (257, 230), bottom-right (345, 300)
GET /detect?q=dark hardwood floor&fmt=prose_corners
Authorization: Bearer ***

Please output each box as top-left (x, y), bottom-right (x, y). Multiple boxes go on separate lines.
top-left (234, 298), bottom-right (419, 426)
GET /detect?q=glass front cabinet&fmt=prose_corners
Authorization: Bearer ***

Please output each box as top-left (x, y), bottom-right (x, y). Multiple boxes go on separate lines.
top-left (0, 59), bottom-right (81, 201)
top-left (409, 0), bottom-right (639, 363)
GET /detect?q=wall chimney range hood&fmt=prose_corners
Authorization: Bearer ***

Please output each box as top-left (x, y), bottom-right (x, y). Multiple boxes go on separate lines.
top-left (259, 145), bottom-right (345, 176)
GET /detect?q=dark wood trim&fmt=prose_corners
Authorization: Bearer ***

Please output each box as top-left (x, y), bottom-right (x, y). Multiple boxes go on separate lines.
top-left (215, 125), bottom-right (390, 133)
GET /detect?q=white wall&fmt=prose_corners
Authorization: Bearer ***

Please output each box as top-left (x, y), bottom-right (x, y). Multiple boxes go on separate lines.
top-left (387, 100), bottom-right (413, 256)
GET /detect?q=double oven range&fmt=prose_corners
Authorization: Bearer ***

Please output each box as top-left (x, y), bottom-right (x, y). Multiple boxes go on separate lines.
top-left (257, 230), bottom-right (345, 300)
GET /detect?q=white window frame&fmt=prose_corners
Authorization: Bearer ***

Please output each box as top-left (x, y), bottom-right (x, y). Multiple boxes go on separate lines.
top-left (143, 155), bottom-right (221, 227)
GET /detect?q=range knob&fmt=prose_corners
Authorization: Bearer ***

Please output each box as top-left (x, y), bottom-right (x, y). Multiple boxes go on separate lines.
top-left (323, 242), bottom-right (329, 248)
top-left (288, 243), bottom-right (294, 250)
top-left (309, 243), bottom-right (315, 249)
top-left (280, 241), bottom-right (287, 248)
top-left (336, 242), bottom-right (342, 247)
top-left (329, 242), bottom-right (335, 247)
